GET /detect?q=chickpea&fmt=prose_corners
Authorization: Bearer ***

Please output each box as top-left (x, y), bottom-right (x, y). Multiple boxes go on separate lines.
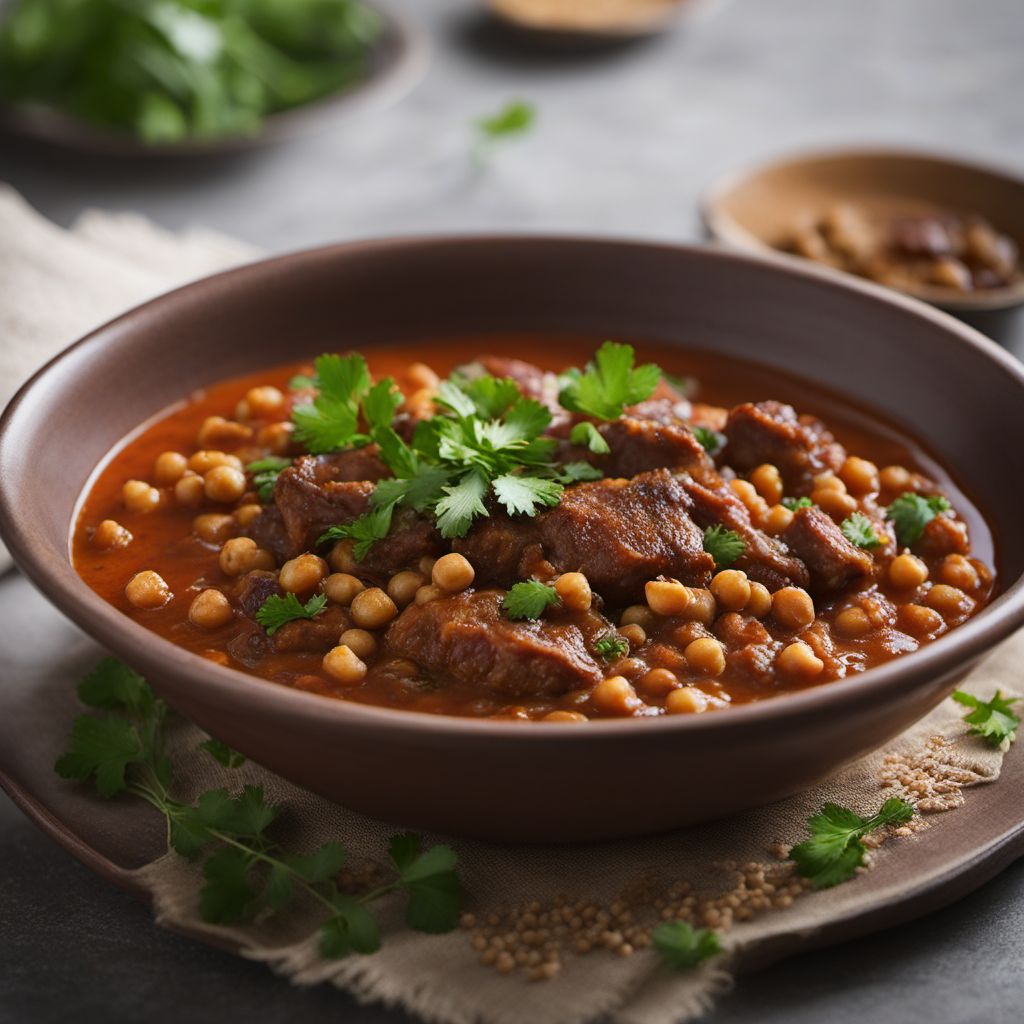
top-left (665, 686), bottom-right (709, 715)
top-left (174, 473), bottom-right (206, 508)
top-left (153, 451), bottom-right (188, 486)
top-left (840, 456), bottom-right (879, 495)
top-left (639, 668), bottom-right (680, 698)
top-left (730, 479), bottom-right (769, 523)
top-left (685, 637), bottom-right (726, 676)
top-left (340, 628), bottom-right (377, 660)
top-left (710, 569), bottom-right (751, 612)
top-left (388, 570), bottom-right (425, 607)
top-left (813, 488), bottom-right (858, 519)
top-left (924, 584), bottom-right (973, 616)
top-left (279, 554), bottom-right (328, 594)
top-left (776, 641), bottom-right (824, 677)
top-left (889, 553), bottom-right (929, 590)
top-left (405, 387), bottom-right (438, 419)
top-left (193, 513), bottom-right (238, 545)
top-left (746, 581), bottom-right (772, 619)
top-left (834, 607), bottom-right (872, 638)
top-left (203, 465), bottom-right (247, 504)
top-left (257, 421), bottom-right (294, 454)
top-left (619, 624), bottom-right (646, 648)
top-left (555, 572), bottom-right (592, 612)
top-left (197, 416), bottom-right (252, 448)
top-left (898, 603), bottom-right (944, 637)
top-left (324, 573), bottom-right (364, 606)
top-left (543, 710), bottom-right (588, 723)
top-left (92, 519), bottom-right (132, 550)
top-left (188, 588), bottom-right (233, 629)
top-left (322, 645), bottom-right (368, 686)
top-left (328, 539), bottom-right (359, 574)
top-left (219, 537), bottom-right (275, 577)
top-left (763, 504), bottom-right (794, 535)
top-left (125, 570), bottom-right (171, 609)
top-left (188, 450), bottom-right (242, 474)
top-left (621, 604), bottom-right (656, 629)
top-left (880, 465), bottom-right (912, 493)
top-left (408, 362), bottom-right (441, 390)
top-left (750, 464), bottom-right (783, 505)
top-left (418, 555), bottom-right (437, 578)
top-left (240, 385), bottom-right (285, 420)
top-left (432, 553), bottom-right (475, 593)
top-left (591, 676), bottom-right (640, 716)
top-left (939, 554), bottom-right (980, 591)
top-left (351, 587), bottom-right (398, 629)
top-left (671, 621), bottom-right (711, 648)
top-left (415, 584), bottom-right (444, 605)
top-left (772, 586), bottom-right (815, 631)
top-left (813, 472), bottom-right (846, 494)
top-left (684, 588), bottom-right (717, 625)
top-left (234, 503), bottom-right (263, 527)
top-left (122, 480), bottom-right (160, 514)
top-left (645, 579), bottom-right (691, 616)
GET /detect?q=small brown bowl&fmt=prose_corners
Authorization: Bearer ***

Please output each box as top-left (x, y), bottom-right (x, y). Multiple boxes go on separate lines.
top-left (2, 237), bottom-right (1024, 842)
top-left (701, 148), bottom-right (1024, 340)
top-left (0, 2), bottom-right (428, 159)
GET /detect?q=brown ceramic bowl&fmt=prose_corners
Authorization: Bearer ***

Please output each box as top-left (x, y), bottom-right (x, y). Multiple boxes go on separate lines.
top-left (2, 237), bottom-right (1023, 843)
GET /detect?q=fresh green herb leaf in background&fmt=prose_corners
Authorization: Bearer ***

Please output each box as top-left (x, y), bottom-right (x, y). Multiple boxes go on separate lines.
top-left (569, 421), bottom-right (611, 455)
top-left (593, 633), bottom-right (629, 662)
top-left (476, 99), bottom-right (535, 142)
top-left (840, 511), bottom-right (883, 550)
top-left (790, 797), bottom-right (915, 889)
top-left (652, 921), bottom-right (722, 970)
top-left (559, 341), bottom-right (661, 421)
top-left (502, 580), bottom-right (558, 621)
top-left (886, 492), bottom-right (952, 548)
top-left (702, 525), bottom-right (745, 570)
top-left (255, 592), bottom-right (327, 636)
top-left (952, 690), bottom-right (1021, 748)
top-left (691, 426), bottom-right (723, 455)
top-left (247, 456), bottom-right (291, 503)
top-left (200, 739), bottom-right (247, 770)
top-left (781, 496), bottom-right (813, 511)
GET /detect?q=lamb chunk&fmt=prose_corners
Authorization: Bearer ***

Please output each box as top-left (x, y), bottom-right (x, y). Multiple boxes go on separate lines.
top-left (244, 507), bottom-right (291, 564)
top-left (680, 477), bottom-right (810, 591)
top-left (275, 459), bottom-right (374, 555)
top-left (714, 612), bottom-right (773, 648)
top-left (355, 508), bottom-right (445, 581)
top-left (384, 590), bottom-right (608, 698)
top-left (723, 401), bottom-right (845, 486)
top-left (595, 416), bottom-right (714, 478)
top-left (918, 514), bottom-right (970, 557)
top-left (782, 506), bottom-right (874, 595)
top-left (453, 514), bottom-right (551, 589)
top-left (233, 570), bottom-right (282, 619)
top-left (271, 606), bottom-right (351, 654)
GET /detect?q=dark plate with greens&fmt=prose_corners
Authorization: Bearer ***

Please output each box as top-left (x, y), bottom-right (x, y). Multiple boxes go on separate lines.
top-left (0, 0), bottom-right (428, 156)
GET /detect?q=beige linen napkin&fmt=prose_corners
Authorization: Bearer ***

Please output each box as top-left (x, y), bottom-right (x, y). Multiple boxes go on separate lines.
top-left (0, 184), bottom-right (257, 572)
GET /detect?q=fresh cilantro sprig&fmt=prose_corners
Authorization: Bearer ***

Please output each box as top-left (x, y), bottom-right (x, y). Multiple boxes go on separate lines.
top-left (55, 659), bottom-right (462, 955)
top-left (840, 511), bottom-right (883, 550)
top-left (790, 797), bottom-right (915, 889)
top-left (569, 421), bottom-right (610, 455)
top-left (558, 341), bottom-right (661, 421)
top-left (886, 492), bottom-right (951, 548)
top-left (593, 633), bottom-right (629, 662)
top-left (255, 593), bottom-right (327, 636)
top-left (702, 525), bottom-right (745, 570)
top-left (201, 738), bottom-right (246, 769)
top-left (476, 100), bottom-right (535, 146)
top-left (502, 580), bottom-right (558, 621)
top-left (652, 920), bottom-right (722, 970)
top-left (692, 426), bottom-right (723, 455)
top-left (952, 690), bottom-right (1021, 748)
top-left (247, 456), bottom-right (291, 503)
top-left (781, 496), bottom-right (813, 511)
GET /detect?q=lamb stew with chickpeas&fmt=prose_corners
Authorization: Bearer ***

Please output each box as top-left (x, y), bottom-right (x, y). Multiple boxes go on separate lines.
top-left (73, 336), bottom-right (996, 721)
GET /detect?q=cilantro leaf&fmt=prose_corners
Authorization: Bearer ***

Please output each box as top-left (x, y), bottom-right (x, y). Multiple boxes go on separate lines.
top-left (55, 714), bottom-right (145, 798)
top-left (290, 353), bottom-right (373, 454)
top-left (594, 633), bottom-right (628, 661)
top-left (320, 897), bottom-right (381, 957)
top-left (477, 99), bottom-right (535, 140)
top-left (702, 525), bottom-right (745, 569)
top-left (362, 378), bottom-right (403, 432)
top-left (200, 739), bottom-right (246, 770)
top-left (388, 833), bottom-right (462, 934)
top-left (199, 847), bottom-right (259, 923)
top-left (559, 341), bottom-right (661, 420)
top-left (247, 456), bottom-right (291, 503)
top-left (791, 797), bottom-right (915, 889)
top-left (692, 426), bottom-right (723, 455)
top-left (555, 461), bottom-right (604, 483)
top-left (455, 375), bottom-right (522, 418)
top-left (435, 472), bottom-right (490, 539)
top-left (255, 592), bottom-right (328, 636)
top-left (77, 657), bottom-right (153, 715)
top-left (841, 511), bottom-right (883, 550)
top-left (502, 580), bottom-right (558, 620)
top-left (491, 474), bottom-right (563, 518)
top-left (952, 690), bottom-right (1020, 748)
top-left (319, 503), bottom-right (396, 560)
top-left (886, 492), bottom-right (952, 548)
top-left (286, 841), bottom-right (348, 884)
top-left (569, 421), bottom-right (611, 455)
top-left (652, 920), bottom-right (722, 970)
top-left (782, 496), bottom-right (813, 511)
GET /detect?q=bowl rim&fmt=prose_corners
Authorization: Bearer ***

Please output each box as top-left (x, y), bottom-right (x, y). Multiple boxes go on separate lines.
top-left (699, 144), bottom-right (1024, 312)
top-left (2, 233), bottom-right (1024, 743)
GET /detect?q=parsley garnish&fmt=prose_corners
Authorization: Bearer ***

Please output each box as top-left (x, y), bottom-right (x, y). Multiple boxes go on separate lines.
top-left (319, 503), bottom-right (396, 560)
top-left (247, 456), bottom-right (291, 503)
top-left (952, 690), bottom-right (1021, 748)
top-left (652, 920), bottom-right (722, 970)
top-left (702, 524), bottom-right (745, 569)
top-left (790, 797), bottom-right (915, 889)
top-left (840, 511), bottom-right (882, 549)
top-left (477, 99), bottom-right (535, 141)
top-left (885, 492), bottom-right (951, 548)
top-left (200, 738), bottom-right (246, 769)
top-left (55, 659), bottom-right (461, 952)
top-left (558, 341), bottom-right (661, 421)
top-left (255, 593), bottom-right (327, 636)
top-left (593, 633), bottom-right (629, 661)
top-left (502, 580), bottom-right (558, 621)
top-left (781, 496), bottom-right (813, 511)
top-left (692, 426), bottom-right (723, 455)
top-left (569, 421), bottom-right (611, 455)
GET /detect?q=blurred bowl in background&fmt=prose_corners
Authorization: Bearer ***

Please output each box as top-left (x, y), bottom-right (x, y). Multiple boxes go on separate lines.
top-left (701, 148), bottom-right (1024, 344)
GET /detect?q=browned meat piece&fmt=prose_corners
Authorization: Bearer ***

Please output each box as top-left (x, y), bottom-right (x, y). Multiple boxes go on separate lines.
top-left (245, 507), bottom-right (292, 564)
top-left (453, 513), bottom-right (551, 588)
top-left (714, 612), bottom-right (773, 648)
top-left (311, 448), bottom-right (391, 484)
top-left (271, 606), bottom-right (351, 654)
top-left (723, 401), bottom-right (845, 486)
top-left (384, 590), bottom-right (608, 698)
top-left (680, 477), bottom-right (810, 591)
top-left (233, 570), bottom-right (282, 619)
top-left (782, 506), bottom-right (873, 595)
top-left (596, 416), bottom-right (714, 479)
top-left (275, 460), bottom-right (374, 555)
top-left (918, 515), bottom-right (970, 557)
top-left (356, 508), bottom-right (445, 581)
